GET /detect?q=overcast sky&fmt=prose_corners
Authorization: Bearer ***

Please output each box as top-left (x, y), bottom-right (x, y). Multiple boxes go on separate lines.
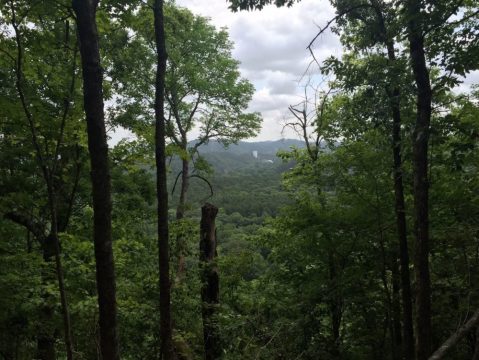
top-left (111, 0), bottom-right (478, 144)
top-left (175, 0), bottom-right (340, 141)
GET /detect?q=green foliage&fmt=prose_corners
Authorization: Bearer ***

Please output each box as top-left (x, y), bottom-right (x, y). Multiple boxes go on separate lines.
top-left (1, 0), bottom-right (479, 359)
top-left (227, 0), bottom-right (300, 12)
top-left (109, 4), bottom-right (261, 152)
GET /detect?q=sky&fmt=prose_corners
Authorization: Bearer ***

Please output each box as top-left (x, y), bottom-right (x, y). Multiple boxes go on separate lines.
top-left (174, 0), bottom-right (340, 141)
top-left (111, 0), bottom-right (478, 143)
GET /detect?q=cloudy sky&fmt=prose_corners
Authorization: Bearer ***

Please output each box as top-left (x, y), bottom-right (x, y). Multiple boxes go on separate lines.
top-left (111, 1), bottom-right (478, 144)
top-left (175, 0), bottom-right (340, 141)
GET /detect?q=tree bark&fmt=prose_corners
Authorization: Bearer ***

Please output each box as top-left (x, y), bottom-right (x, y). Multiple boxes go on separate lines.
top-left (370, 4), bottom-right (416, 356)
top-left (199, 203), bottom-right (221, 360)
top-left (153, 0), bottom-right (175, 359)
top-left (405, 1), bottom-right (433, 359)
top-left (387, 44), bottom-right (415, 360)
top-left (429, 309), bottom-right (479, 360)
top-left (72, 1), bottom-right (120, 359)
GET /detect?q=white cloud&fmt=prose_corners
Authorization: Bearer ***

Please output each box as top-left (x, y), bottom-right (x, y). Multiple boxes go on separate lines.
top-left (176, 0), bottom-right (340, 141)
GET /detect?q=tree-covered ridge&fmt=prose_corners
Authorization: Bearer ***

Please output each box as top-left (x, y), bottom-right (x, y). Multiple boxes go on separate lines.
top-left (1, 0), bottom-right (479, 359)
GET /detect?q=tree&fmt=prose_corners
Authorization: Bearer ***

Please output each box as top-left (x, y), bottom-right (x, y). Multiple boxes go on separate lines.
top-left (152, 0), bottom-right (175, 358)
top-left (403, 1), bottom-right (478, 357)
top-left (109, 5), bottom-right (261, 278)
top-left (318, 0), bottom-right (417, 356)
top-left (0, 1), bottom-right (86, 357)
top-left (163, 7), bottom-right (261, 278)
top-left (72, 0), bottom-right (120, 358)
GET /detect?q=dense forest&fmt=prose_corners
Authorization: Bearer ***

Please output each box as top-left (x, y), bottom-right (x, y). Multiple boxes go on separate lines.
top-left (0, 0), bottom-right (478, 359)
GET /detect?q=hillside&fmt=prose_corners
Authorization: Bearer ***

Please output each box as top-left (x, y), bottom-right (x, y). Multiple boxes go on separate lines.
top-left (170, 139), bottom-right (301, 217)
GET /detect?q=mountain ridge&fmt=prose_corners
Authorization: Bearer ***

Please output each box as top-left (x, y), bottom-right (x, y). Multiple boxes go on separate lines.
top-left (191, 138), bottom-right (305, 156)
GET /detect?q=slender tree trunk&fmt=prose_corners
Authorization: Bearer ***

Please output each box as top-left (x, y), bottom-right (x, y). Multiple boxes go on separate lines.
top-left (390, 86), bottom-right (416, 360)
top-left (199, 203), bottom-right (221, 360)
top-left (37, 248), bottom-right (57, 360)
top-left (72, 1), bottom-right (120, 359)
top-left (391, 258), bottom-right (402, 360)
top-left (387, 47), bottom-right (415, 360)
top-left (153, 0), bottom-right (175, 358)
top-left (376, 204), bottom-right (396, 360)
top-left (405, 2), bottom-right (433, 359)
top-left (9, 2), bottom-right (75, 356)
top-left (371, 4), bottom-right (416, 356)
top-left (47, 187), bottom-right (74, 360)
top-left (176, 157), bottom-right (190, 279)
top-left (361, 6), bottom-right (417, 356)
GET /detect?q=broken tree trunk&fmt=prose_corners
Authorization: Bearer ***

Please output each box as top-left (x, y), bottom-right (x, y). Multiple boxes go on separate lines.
top-left (199, 203), bottom-right (221, 360)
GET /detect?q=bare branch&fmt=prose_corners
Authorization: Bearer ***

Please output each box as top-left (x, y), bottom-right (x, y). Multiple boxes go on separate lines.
top-left (189, 174), bottom-right (214, 201)
top-left (171, 170), bottom-right (183, 195)
top-left (307, 4), bottom-right (373, 67)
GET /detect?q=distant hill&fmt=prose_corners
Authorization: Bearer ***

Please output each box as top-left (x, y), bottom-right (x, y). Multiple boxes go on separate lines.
top-left (192, 139), bottom-right (305, 155)
top-left (185, 139), bottom-right (305, 173)
top-left (171, 139), bottom-right (302, 217)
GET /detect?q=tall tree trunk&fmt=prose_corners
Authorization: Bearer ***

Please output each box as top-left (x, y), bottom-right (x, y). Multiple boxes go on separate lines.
top-left (387, 46), bottom-right (415, 360)
top-left (405, 1), bottom-right (433, 359)
top-left (371, 4), bottom-right (416, 356)
top-left (199, 203), bottom-right (221, 360)
top-left (176, 157), bottom-right (190, 280)
top-left (390, 86), bottom-right (416, 360)
top-left (72, 1), bottom-right (120, 359)
top-left (153, 0), bottom-right (175, 358)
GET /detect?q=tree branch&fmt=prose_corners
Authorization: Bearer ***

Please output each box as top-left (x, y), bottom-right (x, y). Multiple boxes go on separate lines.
top-left (429, 309), bottom-right (479, 359)
top-left (307, 4), bottom-right (373, 66)
top-left (4, 211), bottom-right (46, 242)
